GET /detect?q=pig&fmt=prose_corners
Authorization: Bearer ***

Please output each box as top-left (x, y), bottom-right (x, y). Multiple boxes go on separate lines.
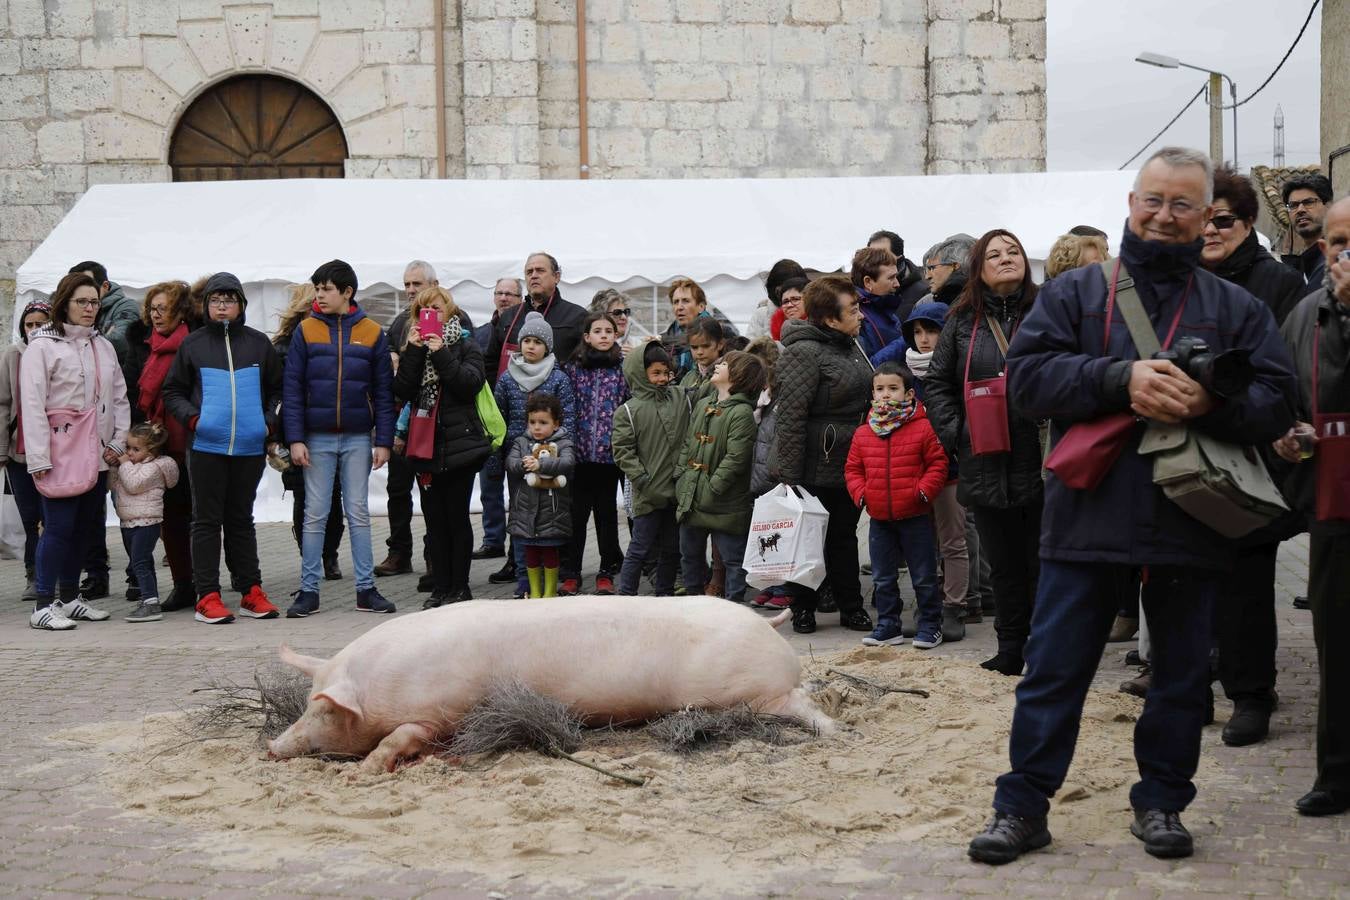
top-left (268, 594), bottom-right (834, 772)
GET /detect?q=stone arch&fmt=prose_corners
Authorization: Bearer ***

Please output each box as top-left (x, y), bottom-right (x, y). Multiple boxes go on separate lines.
top-left (168, 73), bottom-right (348, 181)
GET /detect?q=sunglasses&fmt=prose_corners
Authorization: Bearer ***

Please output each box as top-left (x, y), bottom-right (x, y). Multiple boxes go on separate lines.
top-left (608, 307), bottom-right (631, 317)
top-left (1207, 214), bottom-right (1240, 231)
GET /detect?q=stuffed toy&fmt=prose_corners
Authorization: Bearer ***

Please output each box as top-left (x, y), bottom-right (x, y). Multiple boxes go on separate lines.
top-left (524, 441), bottom-right (568, 489)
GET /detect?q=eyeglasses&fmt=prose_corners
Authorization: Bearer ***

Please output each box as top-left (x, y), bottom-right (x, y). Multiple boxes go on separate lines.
top-left (493, 290), bottom-right (521, 298)
top-left (608, 307), bottom-right (631, 317)
top-left (70, 298), bottom-right (100, 309)
top-left (780, 296), bottom-right (804, 306)
top-left (924, 262), bottom-right (955, 273)
top-left (1286, 197), bottom-right (1324, 211)
top-left (208, 297), bottom-right (240, 309)
top-left (1136, 195), bottom-right (1202, 217)
top-left (149, 305), bottom-right (172, 316)
top-left (1207, 214), bottom-right (1240, 231)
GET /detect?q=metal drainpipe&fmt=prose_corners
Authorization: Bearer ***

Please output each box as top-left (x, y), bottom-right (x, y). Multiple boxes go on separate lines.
top-left (1329, 144), bottom-right (1350, 190)
top-left (434, 0), bottom-right (447, 178)
top-left (577, 0), bottom-right (590, 179)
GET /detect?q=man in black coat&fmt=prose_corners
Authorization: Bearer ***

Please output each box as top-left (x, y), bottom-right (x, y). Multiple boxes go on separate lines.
top-left (968, 148), bottom-right (1297, 864)
top-left (1280, 173), bottom-right (1333, 298)
top-left (1275, 196), bottom-right (1350, 817)
top-left (484, 252), bottom-right (588, 380)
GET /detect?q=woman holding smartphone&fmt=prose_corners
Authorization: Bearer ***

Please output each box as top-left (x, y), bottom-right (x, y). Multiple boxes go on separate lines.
top-left (394, 287), bottom-right (491, 608)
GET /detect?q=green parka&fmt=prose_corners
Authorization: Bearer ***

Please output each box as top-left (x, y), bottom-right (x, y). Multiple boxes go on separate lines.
top-left (675, 391), bottom-right (758, 534)
top-left (611, 345), bottom-right (690, 518)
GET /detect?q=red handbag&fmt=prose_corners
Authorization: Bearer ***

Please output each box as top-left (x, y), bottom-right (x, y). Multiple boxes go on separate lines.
top-left (406, 397), bottom-right (439, 462)
top-left (1044, 260), bottom-right (1190, 491)
top-left (1311, 322), bottom-right (1350, 522)
top-left (963, 314), bottom-right (1012, 456)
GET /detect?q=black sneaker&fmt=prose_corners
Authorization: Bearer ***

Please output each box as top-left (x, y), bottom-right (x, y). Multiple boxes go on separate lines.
top-left (449, 586), bottom-right (473, 604)
top-left (1293, 595), bottom-right (1311, 610)
top-left (78, 574), bottom-right (110, 601)
top-left (356, 587), bottom-right (396, 614)
top-left (1130, 808), bottom-right (1193, 858)
top-left (416, 572), bottom-right (435, 593)
top-left (285, 590), bottom-right (320, 619)
top-left (791, 607), bottom-right (816, 634)
top-left (839, 608), bottom-right (873, 632)
top-left (160, 581), bottom-right (196, 612)
top-left (125, 583), bottom-right (142, 602)
top-left (816, 583), bottom-right (837, 614)
top-left (968, 812), bottom-right (1052, 864)
top-left (488, 560), bottom-right (517, 584)
top-left (324, 557), bottom-right (343, 581)
top-left (1222, 695), bottom-right (1276, 747)
top-left (471, 545), bottom-right (505, 560)
top-left (423, 592), bottom-right (450, 610)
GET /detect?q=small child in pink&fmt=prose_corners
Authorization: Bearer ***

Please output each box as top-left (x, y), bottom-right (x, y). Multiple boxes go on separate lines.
top-left (109, 422), bottom-right (180, 622)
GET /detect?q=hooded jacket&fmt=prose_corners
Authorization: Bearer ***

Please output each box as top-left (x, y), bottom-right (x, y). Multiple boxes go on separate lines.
top-left (675, 390), bottom-right (759, 534)
top-left (564, 350), bottom-right (628, 464)
top-left (844, 401), bottom-right (948, 521)
top-left (856, 287), bottom-right (905, 362)
top-left (771, 319), bottom-right (873, 488)
top-left (1215, 230), bottom-right (1307, 326)
top-left (19, 324), bottom-right (130, 474)
top-left (161, 273), bottom-right (283, 457)
top-left (872, 272), bottom-right (967, 368)
top-left (611, 344), bottom-right (691, 517)
top-left (282, 303), bottom-right (395, 448)
top-left (1007, 228), bottom-right (1297, 569)
top-left (506, 428), bottom-right (575, 542)
top-left (662, 307), bottom-right (741, 377)
top-left (924, 288), bottom-right (1044, 510)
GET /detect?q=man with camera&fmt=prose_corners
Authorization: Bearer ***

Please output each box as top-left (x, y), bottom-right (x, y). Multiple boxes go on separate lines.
top-left (1274, 196), bottom-right (1350, 817)
top-left (967, 148), bottom-right (1297, 864)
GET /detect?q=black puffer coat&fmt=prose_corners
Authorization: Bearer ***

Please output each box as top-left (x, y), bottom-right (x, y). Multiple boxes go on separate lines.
top-left (771, 319), bottom-right (872, 488)
top-left (393, 337), bottom-right (491, 474)
top-left (1215, 230), bottom-right (1307, 326)
top-left (925, 291), bottom-right (1044, 510)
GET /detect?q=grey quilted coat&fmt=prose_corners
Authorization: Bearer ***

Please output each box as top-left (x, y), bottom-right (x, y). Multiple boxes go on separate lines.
top-left (770, 319), bottom-right (873, 488)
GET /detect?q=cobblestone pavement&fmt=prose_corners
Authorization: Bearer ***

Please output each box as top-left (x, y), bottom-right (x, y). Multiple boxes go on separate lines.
top-left (1, 520), bottom-right (1346, 898)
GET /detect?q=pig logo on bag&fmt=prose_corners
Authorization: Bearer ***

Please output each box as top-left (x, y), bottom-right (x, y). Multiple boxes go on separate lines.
top-left (757, 532), bottom-right (782, 558)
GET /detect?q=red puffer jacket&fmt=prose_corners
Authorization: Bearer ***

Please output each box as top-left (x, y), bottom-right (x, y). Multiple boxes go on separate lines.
top-left (844, 403), bottom-right (949, 522)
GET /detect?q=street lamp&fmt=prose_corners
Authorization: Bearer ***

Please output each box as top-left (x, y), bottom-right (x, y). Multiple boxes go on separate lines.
top-left (1135, 51), bottom-right (1238, 168)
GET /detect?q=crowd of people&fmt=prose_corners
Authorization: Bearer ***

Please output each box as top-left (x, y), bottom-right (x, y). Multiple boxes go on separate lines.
top-left (3, 147), bottom-right (1347, 860)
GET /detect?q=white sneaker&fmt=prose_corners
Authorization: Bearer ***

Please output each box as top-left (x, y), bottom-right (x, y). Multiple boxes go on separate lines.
top-left (56, 597), bottom-right (111, 621)
top-left (30, 605), bottom-right (77, 630)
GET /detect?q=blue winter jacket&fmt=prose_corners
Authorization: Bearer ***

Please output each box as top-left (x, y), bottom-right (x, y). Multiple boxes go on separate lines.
top-left (1007, 230), bottom-right (1298, 570)
top-left (856, 287), bottom-right (904, 362)
top-left (282, 305), bottom-right (396, 448)
top-left (493, 360), bottom-right (578, 456)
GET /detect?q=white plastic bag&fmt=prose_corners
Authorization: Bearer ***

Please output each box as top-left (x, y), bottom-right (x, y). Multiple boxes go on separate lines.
top-left (0, 470), bottom-right (26, 561)
top-left (743, 484), bottom-right (830, 591)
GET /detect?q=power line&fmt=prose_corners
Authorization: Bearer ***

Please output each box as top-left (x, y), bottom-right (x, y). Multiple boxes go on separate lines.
top-left (1117, 83), bottom-right (1208, 170)
top-left (1223, 0), bottom-right (1320, 109)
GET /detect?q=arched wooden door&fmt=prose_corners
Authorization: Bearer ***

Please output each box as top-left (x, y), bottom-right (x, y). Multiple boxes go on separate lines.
top-left (170, 74), bottom-right (348, 181)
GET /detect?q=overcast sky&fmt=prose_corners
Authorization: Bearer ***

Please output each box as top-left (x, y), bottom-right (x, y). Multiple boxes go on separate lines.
top-left (1046, 0), bottom-right (1323, 172)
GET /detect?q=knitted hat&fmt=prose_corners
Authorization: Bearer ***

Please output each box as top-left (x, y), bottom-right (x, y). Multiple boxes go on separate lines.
top-left (19, 299), bottom-right (52, 344)
top-left (519, 311), bottom-right (553, 354)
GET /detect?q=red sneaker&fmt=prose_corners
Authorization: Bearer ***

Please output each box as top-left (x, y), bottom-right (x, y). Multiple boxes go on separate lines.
top-left (595, 575), bottom-right (614, 595)
top-left (763, 593), bottom-right (790, 610)
top-left (560, 578), bottom-right (580, 596)
top-left (194, 592), bottom-right (235, 624)
top-left (239, 585), bottom-right (280, 619)
top-left (750, 591), bottom-right (774, 608)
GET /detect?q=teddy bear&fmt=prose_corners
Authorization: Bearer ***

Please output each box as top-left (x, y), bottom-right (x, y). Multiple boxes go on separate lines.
top-left (524, 441), bottom-right (568, 490)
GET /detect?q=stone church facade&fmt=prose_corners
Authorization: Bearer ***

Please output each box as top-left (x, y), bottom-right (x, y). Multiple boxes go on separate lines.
top-left (0, 0), bottom-right (1047, 307)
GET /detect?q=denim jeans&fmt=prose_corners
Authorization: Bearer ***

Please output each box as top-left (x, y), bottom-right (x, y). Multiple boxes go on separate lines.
top-left (36, 472), bottom-right (108, 598)
top-left (301, 433), bottom-right (374, 593)
top-left (618, 507), bottom-right (678, 595)
top-left (6, 460), bottom-right (43, 570)
top-left (479, 452), bottom-right (506, 549)
top-left (870, 514), bottom-right (941, 635)
top-left (993, 560), bottom-right (1215, 818)
top-left (679, 524), bottom-right (748, 602)
top-left (122, 524), bottom-right (161, 600)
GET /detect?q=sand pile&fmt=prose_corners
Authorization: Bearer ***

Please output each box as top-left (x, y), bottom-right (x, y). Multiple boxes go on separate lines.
top-left (53, 646), bottom-right (1209, 892)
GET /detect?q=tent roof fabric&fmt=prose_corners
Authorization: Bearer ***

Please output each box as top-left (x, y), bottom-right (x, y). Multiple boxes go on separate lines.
top-left (16, 171), bottom-right (1139, 296)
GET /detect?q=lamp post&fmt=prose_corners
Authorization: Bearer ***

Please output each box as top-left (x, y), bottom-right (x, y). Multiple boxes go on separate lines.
top-left (1135, 51), bottom-right (1238, 168)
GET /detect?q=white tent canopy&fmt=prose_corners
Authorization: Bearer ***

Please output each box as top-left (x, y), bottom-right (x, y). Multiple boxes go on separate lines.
top-left (15, 170), bottom-right (1141, 523)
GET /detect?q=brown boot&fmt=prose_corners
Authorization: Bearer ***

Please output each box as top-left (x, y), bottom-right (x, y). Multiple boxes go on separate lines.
top-left (374, 553), bottom-right (412, 577)
top-left (1107, 614), bottom-right (1139, 643)
top-left (1119, 665), bottom-right (1151, 697)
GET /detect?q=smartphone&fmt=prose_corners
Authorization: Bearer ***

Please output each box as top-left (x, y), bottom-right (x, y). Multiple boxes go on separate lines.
top-left (1340, 249), bottom-right (1350, 264)
top-left (418, 307), bottom-right (441, 340)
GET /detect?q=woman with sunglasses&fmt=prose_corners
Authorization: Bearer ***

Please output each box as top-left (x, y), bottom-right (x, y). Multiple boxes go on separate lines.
top-left (591, 289), bottom-right (641, 357)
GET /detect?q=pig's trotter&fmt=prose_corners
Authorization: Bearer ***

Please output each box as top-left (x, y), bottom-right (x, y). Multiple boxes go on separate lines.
top-left (360, 722), bottom-right (437, 773)
top-left (761, 688), bottom-right (837, 736)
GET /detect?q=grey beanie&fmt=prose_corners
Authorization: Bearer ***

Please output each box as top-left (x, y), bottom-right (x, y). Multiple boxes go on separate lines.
top-left (518, 311), bottom-right (554, 354)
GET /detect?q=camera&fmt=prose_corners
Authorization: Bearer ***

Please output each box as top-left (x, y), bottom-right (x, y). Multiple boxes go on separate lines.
top-left (1154, 336), bottom-right (1254, 399)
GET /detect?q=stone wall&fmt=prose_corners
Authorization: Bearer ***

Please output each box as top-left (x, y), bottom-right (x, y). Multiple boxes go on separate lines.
top-left (0, 0), bottom-right (1047, 318)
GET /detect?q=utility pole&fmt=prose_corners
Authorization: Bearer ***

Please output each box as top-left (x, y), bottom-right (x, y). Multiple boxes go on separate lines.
top-left (1208, 72), bottom-right (1223, 164)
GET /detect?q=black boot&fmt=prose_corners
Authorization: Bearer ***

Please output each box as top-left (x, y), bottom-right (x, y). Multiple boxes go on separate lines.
top-left (791, 607), bottom-right (816, 634)
top-left (941, 605), bottom-right (966, 642)
top-left (968, 812), bottom-right (1051, 864)
top-left (323, 556), bottom-right (342, 581)
top-left (488, 559), bottom-right (517, 584)
top-left (1295, 788), bottom-right (1350, 816)
top-left (78, 573), bottom-right (109, 600)
top-left (839, 608), bottom-right (873, 632)
top-left (1222, 694), bottom-right (1276, 746)
top-left (160, 581), bottom-right (196, 612)
top-left (1130, 808), bottom-right (1193, 858)
top-left (981, 650), bottom-right (1024, 677)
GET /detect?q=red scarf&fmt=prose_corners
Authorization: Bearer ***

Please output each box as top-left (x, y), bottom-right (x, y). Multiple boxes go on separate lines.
top-left (138, 322), bottom-right (189, 453)
top-left (770, 307), bottom-right (787, 341)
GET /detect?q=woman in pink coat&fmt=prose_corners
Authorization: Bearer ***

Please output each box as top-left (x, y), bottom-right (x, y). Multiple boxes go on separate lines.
top-left (20, 272), bottom-right (130, 631)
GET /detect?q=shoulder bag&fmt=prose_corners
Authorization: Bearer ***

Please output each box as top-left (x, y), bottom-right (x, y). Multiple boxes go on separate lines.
top-left (962, 313), bottom-right (1013, 456)
top-left (1310, 321), bottom-right (1350, 522)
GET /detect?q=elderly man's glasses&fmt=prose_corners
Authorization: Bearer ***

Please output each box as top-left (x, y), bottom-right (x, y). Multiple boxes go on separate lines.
top-left (1136, 195), bottom-right (1201, 217)
top-left (493, 290), bottom-right (521, 298)
top-left (1285, 197), bottom-right (1323, 211)
top-left (924, 262), bottom-right (956, 273)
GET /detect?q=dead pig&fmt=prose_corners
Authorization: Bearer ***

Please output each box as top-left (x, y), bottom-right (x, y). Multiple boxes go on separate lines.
top-left (268, 594), bottom-right (835, 772)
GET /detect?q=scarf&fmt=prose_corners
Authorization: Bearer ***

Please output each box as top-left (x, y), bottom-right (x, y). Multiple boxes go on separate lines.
top-left (416, 317), bottom-right (463, 411)
top-left (905, 347), bottom-right (933, 378)
top-left (1119, 224), bottom-right (1203, 310)
top-left (506, 351), bottom-right (556, 392)
top-left (577, 346), bottom-right (622, 369)
top-left (868, 397), bottom-right (916, 436)
top-left (138, 322), bottom-right (188, 423)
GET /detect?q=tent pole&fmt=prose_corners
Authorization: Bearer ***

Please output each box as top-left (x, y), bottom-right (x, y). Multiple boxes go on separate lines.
top-left (434, 0), bottom-right (447, 179)
top-left (576, 0), bottom-right (589, 179)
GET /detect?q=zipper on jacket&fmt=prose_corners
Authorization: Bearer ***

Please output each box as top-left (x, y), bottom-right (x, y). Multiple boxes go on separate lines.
top-left (335, 318), bottom-right (345, 430)
top-left (224, 324), bottom-right (237, 455)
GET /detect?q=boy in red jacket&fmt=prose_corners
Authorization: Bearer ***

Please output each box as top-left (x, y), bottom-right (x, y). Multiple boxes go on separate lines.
top-left (845, 363), bottom-right (949, 648)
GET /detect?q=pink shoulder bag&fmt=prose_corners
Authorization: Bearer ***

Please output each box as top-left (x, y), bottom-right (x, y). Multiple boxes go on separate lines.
top-left (36, 340), bottom-right (103, 499)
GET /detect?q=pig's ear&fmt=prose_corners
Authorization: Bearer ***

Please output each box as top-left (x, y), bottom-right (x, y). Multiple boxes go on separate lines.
top-left (313, 683), bottom-right (364, 722)
top-left (278, 643), bottom-right (327, 677)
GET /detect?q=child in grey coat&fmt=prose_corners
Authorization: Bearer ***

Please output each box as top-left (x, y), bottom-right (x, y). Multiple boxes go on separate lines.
top-left (506, 392), bottom-right (575, 598)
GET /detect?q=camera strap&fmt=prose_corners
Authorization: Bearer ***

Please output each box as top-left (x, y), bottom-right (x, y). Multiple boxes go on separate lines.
top-left (1100, 258), bottom-right (1192, 358)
